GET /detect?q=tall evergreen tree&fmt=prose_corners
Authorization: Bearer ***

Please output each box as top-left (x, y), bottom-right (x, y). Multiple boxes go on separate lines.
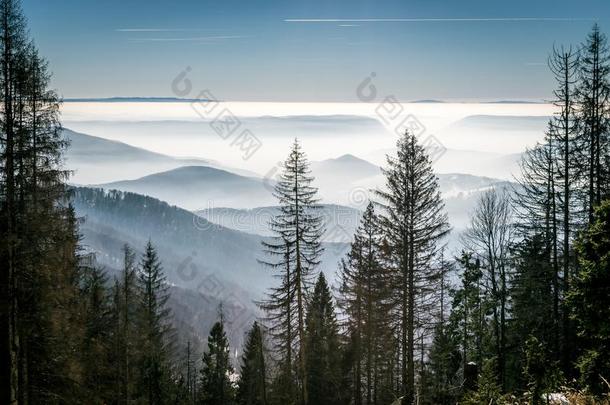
top-left (81, 263), bottom-right (114, 403)
top-left (116, 243), bottom-right (140, 403)
top-left (567, 199), bottom-right (610, 395)
top-left (137, 240), bottom-right (174, 404)
top-left (451, 253), bottom-right (486, 379)
top-left (337, 202), bottom-right (393, 405)
top-left (425, 254), bottom-right (461, 405)
top-left (1, 0), bottom-right (79, 402)
top-left (199, 314), bottom-right (236, 405)
top-left (577, 24), bottom-right (610, 221)
top-left (259, 139), bottom-right (324, 405)
top-left (237, 322), bottom-right (268, 405)
top-left (305, 273), bottom-right (341, 405)
top-left (375, 131), bottom-right (450, 403)
top-left (548, 45), bottom-right (582, 370)
top-left (511, 234), bottom-right (559, 390)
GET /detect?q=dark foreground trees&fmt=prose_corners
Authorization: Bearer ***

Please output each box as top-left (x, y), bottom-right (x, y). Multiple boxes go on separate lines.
top-left (568, 200), bottom-right (610, 395)
top-left (199, 314), bottom-right (236, 405)
top-left (237, 322), bottom-right (267, 405)
top-left (304, 273), bottom-right (341, 405)
top-left (0, 0), bottom-right (78, 402)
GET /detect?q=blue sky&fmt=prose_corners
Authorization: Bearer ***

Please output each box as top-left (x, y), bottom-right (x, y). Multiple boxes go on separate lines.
top-left (23, 0), bottom-right (610, 101)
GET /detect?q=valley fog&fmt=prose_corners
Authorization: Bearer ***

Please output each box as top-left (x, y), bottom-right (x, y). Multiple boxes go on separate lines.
top-left (62, 100), bottom-right (555, 180)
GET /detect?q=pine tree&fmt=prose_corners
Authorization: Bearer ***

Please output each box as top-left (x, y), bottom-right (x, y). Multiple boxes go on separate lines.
top-left (337, 202), bottom-right (393, 404)
top-left (305, 273), bottom-right (341, 405)
top-left (199, 315), bottom-right (236, 405)
top-left (81, 263), bottom-right (114, 402)
top-left (425, 255), bottom-right (461, 405)
top-left (375, 131), bottom-right (450, 403)
top-left (511, 234), bottom-right (560, 391)
top-left (450, 253), bottom-right (486, 381)
top-left (426, 322), bottom-right (461, 405)
top-left (567, 199), bottom-right (610, 395)
top-left (237, 322), bottom-right (268, 405)
top-left (548, 45), bottom-right (582, 370)
top-left (577, 24), bottom-right (610, 221)
top-left (137, 240), bottom-right (174, 404)
top-left (1, 0), bottom-right (79, 401)
top-left (117, 243), bottom-right (140, 403)
top-left (259, 139), bottom-right (324, 405)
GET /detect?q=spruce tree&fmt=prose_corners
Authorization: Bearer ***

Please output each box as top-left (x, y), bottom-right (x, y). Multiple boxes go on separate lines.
top-left (450, 253), bottom-right (486, 380)
top-left (425, 254), bottom-right (461, 405)
top-left (259, 139), bottom-right (324, 405)
top-left (375, 131), bottom-right (450, 403)
top-left (81, 264), bottom-right (114, 402)
top-left (117, 243), bottom-right (140, 402)
top-left (577, 24), bottom-right (610, 221)
top-left (511, 234), bottom-right (559, 391)
top-left (1, 0), bottom-right (78, 401)
top-left (137, 240), bottom-right (174, 404)
top-left (304, 273), bottom-right (341, 405)
top-left (548, 45), bottom-right (582, 369)
top-left (237, 322), bottom-right (267, 405)
top-left (567, 200), bottom-right (610, 395)
top-left (337, 202), bottom-right (393, 404)
top-left (199, 315), bottom-right (236, 405)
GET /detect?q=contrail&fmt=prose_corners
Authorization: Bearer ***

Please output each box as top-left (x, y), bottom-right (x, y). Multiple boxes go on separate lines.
top-left (116, 28), bottom-right (207, 32)
top-left (128, 35), bottom-right (245, 42)
top-left (284, 17), bottom-right (595, 23)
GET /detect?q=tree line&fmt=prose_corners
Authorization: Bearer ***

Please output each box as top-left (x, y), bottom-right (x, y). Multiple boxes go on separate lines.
top-left (1, 0), bottom-right (610, 402)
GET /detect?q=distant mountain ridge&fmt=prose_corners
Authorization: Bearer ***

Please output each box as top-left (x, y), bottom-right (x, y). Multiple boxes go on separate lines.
top-left (64, 128), bottom-right (257, 184)
top-left (96, 165), bottom-right (275, 210)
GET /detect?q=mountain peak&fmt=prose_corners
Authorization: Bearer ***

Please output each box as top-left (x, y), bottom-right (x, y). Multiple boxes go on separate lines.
top-left (334, 153), bottom-right (361, 162)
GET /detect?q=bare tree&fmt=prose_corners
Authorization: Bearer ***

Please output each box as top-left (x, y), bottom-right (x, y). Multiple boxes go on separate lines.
top-left (461, 188), bottom-right (513, 391)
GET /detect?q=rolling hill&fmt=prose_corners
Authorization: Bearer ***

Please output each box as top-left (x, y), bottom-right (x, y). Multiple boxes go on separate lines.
top-left (96, 165), bottom-right (275, 210)
top-left (64, 128), bottom-right (257, 184)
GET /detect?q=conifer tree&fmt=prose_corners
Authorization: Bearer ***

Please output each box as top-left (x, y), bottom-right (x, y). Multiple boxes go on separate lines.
top-left (117, 243), bottom-right (140, 402)
top-left (337, 202), bottom-right (393, 404)
top-left (199, 314), bottom-right (236, 405)
top-left (577, 24), bottom-right (610, 221)
top-left (259, 139), bottom-right (324, 405)
top-left (511, 234), bottom-right (557, 387)
top-left (1, 0), bottom-right (78, 401)
top-left (305, 273), bottom-right (341, 405)
top-left (237, 322), bottom-right (268, 405)
top-left (548, 46), bottom-right (582, 368)
top-left (81, 264), bottom-right (114, 402)
top-left (137, 240), bottom-right (174, 404)
top-left (567, 200), bottom-right (610, 395)
top-left (425, 254), bottom-right (461, 405)
top-left (375, 131), bottom-right (450, 403)
top-left (450, 253), bottom-right (485, 378)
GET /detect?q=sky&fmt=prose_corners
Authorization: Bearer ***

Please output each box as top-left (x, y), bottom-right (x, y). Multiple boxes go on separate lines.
top-left (22, 0), bottom-right (610, 101)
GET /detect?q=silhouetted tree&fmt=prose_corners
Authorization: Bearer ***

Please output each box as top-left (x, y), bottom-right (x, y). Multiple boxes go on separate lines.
top-left (375, 131), bottom-right (450, 403)
top-left (259, 139), bottom-right (324, 405)
top-left (305, 273), bottom-right (341, 405)
top-left (199, 314), bottom-right (236, 405)
top-left (237, 322), bottom-right (267, 405)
